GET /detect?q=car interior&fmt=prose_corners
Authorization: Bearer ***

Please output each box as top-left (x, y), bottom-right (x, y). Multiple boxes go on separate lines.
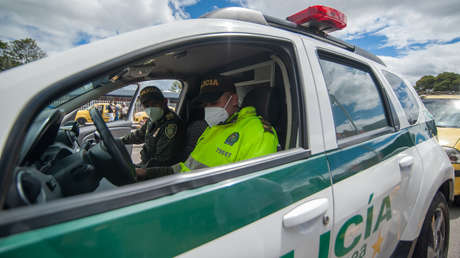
top-left (5, 37), bottom-right (301, 209)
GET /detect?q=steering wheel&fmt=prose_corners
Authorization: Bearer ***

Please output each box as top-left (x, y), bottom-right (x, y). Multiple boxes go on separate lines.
top-left (89, 108), bottom-right (136, 185)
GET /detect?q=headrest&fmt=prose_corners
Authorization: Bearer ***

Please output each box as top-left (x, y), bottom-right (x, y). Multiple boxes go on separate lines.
top-left (241, 87), bottom-right (280, 124)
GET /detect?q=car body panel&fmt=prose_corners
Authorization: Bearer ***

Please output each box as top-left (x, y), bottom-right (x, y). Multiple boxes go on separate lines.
top-left (303, 35), bottom-right (414, 255)
top-left (327, 129), bottom-right (423, 256)
top-left (455, 164), bottom-right (460, 195)
top-left (0, 154), bottom-right (331, 257)
top-left (423, 95), bottom-right (460, 100)
top-left (437, 127), bottom-right (460, 148)
top-left (421, 95), bottom-right (460, 197)
top-left (178, 188), bottom-right (333, 258)
top-left (401, 120), bottom-right (454, 240)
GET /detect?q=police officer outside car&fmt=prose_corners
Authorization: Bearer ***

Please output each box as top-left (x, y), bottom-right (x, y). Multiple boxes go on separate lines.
top-left (135, 76), bottom-right (279, 180)
top-left (122, 86), bottom-right (185, 168)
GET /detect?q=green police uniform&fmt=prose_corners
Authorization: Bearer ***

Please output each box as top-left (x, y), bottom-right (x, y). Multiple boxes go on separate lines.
top-left (122, 109), bottom-right (185, 167)
top-left (139, 106), bottom-right (277, 179)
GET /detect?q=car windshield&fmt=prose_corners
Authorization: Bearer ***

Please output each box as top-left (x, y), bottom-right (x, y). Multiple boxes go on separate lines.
top-left (423, 98), bottom-right (460, 128)
top-left (48, 82), bottom-right (96, 108)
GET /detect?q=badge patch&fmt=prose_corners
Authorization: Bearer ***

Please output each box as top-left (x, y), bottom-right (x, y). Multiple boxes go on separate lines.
top-left (224, 132), bottom-right (239, 146)
top-left (152, 127), bottom-right (161, 137)
top-left (165, 123), bottom-right (177, 139)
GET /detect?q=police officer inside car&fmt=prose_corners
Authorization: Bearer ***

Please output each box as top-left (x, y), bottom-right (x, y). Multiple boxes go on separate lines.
top-left (122, 86), bottom-right (184, 168)
top-left (135, 75), bottom-right (279, 180)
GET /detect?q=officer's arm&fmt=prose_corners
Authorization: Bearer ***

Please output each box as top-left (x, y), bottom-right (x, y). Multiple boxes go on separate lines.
top-left (145, 121), bottom-right (184, 167)
top-left (121, 122), bottom-right (147, 145)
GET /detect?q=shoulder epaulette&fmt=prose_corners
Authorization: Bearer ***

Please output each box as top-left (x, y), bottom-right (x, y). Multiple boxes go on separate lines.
top-left (260, 118), bottom-right (274, 134)
top-left (165, 112), bottom-right (174, 120)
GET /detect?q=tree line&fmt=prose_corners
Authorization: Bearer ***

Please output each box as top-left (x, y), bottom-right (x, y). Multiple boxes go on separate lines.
top-left (415, 72), bottom-right (460, 93)
top-left (0, 38), bottom-right (46, 72)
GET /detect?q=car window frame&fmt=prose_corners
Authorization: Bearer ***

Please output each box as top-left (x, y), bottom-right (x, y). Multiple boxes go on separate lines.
top-left (316, 50), bottom-right (399, 148)
top-left (0, 34), bottom-right (310, 237)
top-left (381, 70), bottom-right (420, 125)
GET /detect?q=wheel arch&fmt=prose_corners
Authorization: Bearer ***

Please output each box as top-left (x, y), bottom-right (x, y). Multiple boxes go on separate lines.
top-left (392, 179), bottom-right (453, 258)
top-left (439, 178), bottom-right (454, 203)
top-left (400, 154), bottom-right (454, 242)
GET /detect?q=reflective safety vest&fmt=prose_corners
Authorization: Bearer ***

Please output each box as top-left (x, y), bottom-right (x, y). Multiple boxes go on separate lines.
top-left (174, 106), bottom-right (279, 172)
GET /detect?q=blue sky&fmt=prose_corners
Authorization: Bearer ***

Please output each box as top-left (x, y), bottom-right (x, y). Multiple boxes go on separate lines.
top-left (183, 0), bottom-right (241, 17)
top-left (180, 1), bottom-right (401, 58)
top-left (1, 0), bottom-right (460, 84)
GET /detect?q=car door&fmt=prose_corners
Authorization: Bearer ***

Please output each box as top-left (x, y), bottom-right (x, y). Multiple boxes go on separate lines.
top-left (0, 33), bottom-right (335, 258)
top-left (180, 37), bottom-right (336, 258)
top-left (379, 70), bottom-right (433, 243)
top-left (309, 48), bottom-right (413, 258)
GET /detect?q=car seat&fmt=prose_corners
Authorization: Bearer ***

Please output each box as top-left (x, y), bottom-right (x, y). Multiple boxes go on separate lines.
top-left (241, 86), bottom-right (286, 149)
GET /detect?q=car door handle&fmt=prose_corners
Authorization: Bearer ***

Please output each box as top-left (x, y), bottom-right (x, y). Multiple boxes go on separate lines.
top-left (399, 155), bottom-right (414, 169)
top-left (283, 198), bottom-right (329, 228)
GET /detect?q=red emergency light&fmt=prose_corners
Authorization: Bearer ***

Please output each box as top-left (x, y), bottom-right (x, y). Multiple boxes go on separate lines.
top-left (287, 5), bottom-right (347, 33)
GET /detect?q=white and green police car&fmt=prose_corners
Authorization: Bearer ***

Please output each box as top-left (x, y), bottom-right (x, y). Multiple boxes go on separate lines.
top-left (0, 5), bottom-right (454, 258)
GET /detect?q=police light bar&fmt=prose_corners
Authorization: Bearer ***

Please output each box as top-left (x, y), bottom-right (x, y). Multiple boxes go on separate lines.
top-left (287, 5), bottom-right (347, 33)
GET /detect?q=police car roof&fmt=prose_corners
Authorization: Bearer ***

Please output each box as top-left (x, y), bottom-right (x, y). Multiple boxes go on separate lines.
top-left (202, 7), bottom-right (385, 66)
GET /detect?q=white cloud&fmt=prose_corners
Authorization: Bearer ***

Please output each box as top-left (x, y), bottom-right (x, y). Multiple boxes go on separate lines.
top-left (240, 0), bottom-right (460, 48)
top-left (381, 41), bottom-right (460, 85)
top-left (240, 0), bottom-right (460, 83)
top-left (1, 0), bottom-right (459, 84)
top-left (0, 0), bottom-right (196, 54)
top-left (321, 59), bottom-right (381, 111)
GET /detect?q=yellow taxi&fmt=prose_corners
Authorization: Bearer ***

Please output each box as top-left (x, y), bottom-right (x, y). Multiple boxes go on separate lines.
top-left (422, 94), bottom-right (460, 204)
top-left (75, 103), bottom-right (114, 125)
top-left (133, 111), bottom-right (148, 124)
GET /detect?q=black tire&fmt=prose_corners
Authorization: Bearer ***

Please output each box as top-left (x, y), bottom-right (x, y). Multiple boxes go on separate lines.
top-left (77, 117), bottom-right (86, 125)
top-left (414, 191), bottom-right (449, 258)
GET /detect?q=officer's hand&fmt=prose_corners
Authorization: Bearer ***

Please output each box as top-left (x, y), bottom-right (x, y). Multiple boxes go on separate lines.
top-left (135, 167), bottom-right (174, 181)
top-left (135, 168), bottom-right (147, 178)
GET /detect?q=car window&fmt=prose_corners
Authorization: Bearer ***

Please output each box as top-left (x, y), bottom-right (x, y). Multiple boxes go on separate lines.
top-left (75, 84), bottom-right (138, 126)
top-left (423, 98), bottom-right (460, 128)
top-left (318, 54), bottom-right (390, 140)
top-left (132, 80), bottom-right (181, 125)
top-left (49, 82), bottom-right (96, 108)
top-left (5, 38), bottom-right (300, 213)
top-left (382, 71), bottom-right (419, 125)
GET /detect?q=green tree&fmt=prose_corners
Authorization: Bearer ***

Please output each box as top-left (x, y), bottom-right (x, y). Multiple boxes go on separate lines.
top-left (0, 38), bottom-right (47, 72)
top-left (433, 80), bottom-right (451, 91)
top-left (435, 72), bottom-right (458, 84)
top-left (415, 72), bottom-right (460, 93)
top-left (452, 78), bottom-right (460, 92)
top-left (415, 75), bottom-right (435, 91)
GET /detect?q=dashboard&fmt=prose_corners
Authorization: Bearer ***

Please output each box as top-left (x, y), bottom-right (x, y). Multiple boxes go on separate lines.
top-left (6, 109), bottom-right (108, 209)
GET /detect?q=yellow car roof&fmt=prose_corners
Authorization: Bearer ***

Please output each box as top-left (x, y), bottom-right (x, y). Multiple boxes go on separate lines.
top-left (421, 94), bottom-right (460, 100)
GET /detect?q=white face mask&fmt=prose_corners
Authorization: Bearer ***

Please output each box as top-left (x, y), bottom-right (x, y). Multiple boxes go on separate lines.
top-left (204, 95), bottom-right (232, 127)
top-left (145, 107), bottom-right (164, 122)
